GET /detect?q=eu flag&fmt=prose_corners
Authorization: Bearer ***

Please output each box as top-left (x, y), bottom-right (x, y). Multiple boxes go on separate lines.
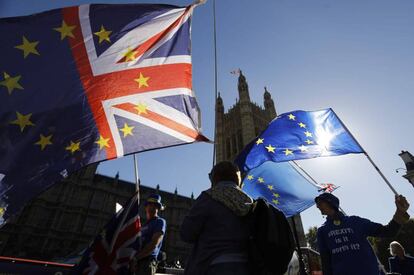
top-left (242, 161), bottom-right (320, 217)
top-left (236, 108), bottom-right (364, 172)
top-left (0, 3), bottom-right (207, 222)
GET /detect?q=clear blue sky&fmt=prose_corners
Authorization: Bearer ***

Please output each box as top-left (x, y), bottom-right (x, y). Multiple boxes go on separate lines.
top-left (1, 0), bottom-right (413, 232)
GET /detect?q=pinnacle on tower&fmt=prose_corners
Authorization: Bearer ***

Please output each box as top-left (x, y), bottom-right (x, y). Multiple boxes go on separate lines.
top-left (237, 70), bottom-right (250, 102)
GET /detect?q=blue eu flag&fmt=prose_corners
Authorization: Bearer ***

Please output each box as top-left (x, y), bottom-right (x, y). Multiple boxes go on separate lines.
top-left (236, 108), bottom-right (364, 172)
top-left (242, 161), bottom-right (319, 217)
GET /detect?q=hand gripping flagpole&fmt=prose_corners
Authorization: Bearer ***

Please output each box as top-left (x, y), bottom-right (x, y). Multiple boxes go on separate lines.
top-left (331, 109), bottom-right (399, 195)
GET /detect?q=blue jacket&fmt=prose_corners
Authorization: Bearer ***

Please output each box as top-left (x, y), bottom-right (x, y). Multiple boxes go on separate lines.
top-left (317, 213), bottom-right (400, 275)
top-left (389, 255), bottom-right (414, 275)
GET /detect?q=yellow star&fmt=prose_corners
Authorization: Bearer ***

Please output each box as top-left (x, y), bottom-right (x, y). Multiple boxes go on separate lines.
top-left (272, 199), bottom-right (279, 205)
top-left (134, 73), bottom-right (150, 88)
top-left (123, 47), bottom-right (138, 62)
top-left (247, 175), bottom-right (254, 180)
top-left (284, 148), bottom-right (293, 156)
top-left (134, 102), bottom-right (148, 115)
top-left (54, 20), bottom-right (76, 40)
top-left (65, 140), bottom-right (81, 154)
top-left (304, 131), bottom-right (313, 137)
top-left (15, 36), bottom-right (40, 58)
top-left (120, 123), bottom-right (134, 137)
top-left (258, 177), bottom-right (264, 183)
top-left (95, 135), bottom-right (110, 149)
top-left (298, 145), bottom-right (308, 152)
top-left (305, 139), bottom-right (314, 145)
top-left (35, 134), bottom-right (52, 150)
top-left (1, 72), bottom-right (23, 95)
top-left (298, 122), bottom-right (306, 128)
top-left (10, 111), bottom-right (35, 132)
top-left (256, 138), bottom-right (264, 145)
top-left (267, 185), bottom-right (274, 190)
top-left (288, 114), bottom-right (295, 120)
top-left (94, 25), bottom-right (112, 44)
top-left (265, 144), bottom-right (276, 153)
top-left (273, 193), bottom-right (280, 198)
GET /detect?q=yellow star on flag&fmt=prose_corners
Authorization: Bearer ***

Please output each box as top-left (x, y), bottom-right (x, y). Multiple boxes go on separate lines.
top-left (298, 122), bottom-right (306, 128)
top-left (54, 20), bottom-right (76, 40)
top-left (120, 123), bottom-right (134, 137)
top-left (35, 134), bottom-right (52, 150)
top-left (65, 141), bottom-right (81, 154)
top-left (94, 25), bottom-right (112, 44)
top-left (284, 148), bottom-right (293, 156)
top-left (95, 135), bottom-right (110, 149)
top-left (267, 185), bottom-right (274, 190)
top-left (273, 193), bottom-right (280, 198)
top-left (304, 131), bottom-right (313, 137)
top-left (305, 139), bottom-right (314, 145)
top-left (256, 138), bottom-right (264, 145)
top-left (272, 199), bottom-right (279, 205)
top-left (15, 36), bottom-right (40, 58)
top-left (258, 177), bottom-right (264, 183)
top-left (1, 72), bottom-right (23, 95)
top-left (134, 73), bottom-right (150, 88)
top-left (10, 111), bottom-right (35, 132)
top-left (265, 144), bottom-right (276, 153)
top-left (288, 114), bottom-right (295, 120)
top-left (298, 145), bottom-right (308, 152)
top-left (123, 47), bottom-right (138, 62)
top-left (134, 102), bottom-right (148, 115)
top-left (247, 175), bottom-right (254, 180)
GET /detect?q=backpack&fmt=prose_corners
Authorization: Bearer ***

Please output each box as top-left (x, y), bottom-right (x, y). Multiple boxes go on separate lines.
top-left (247, 198), bottom-right (295, 275)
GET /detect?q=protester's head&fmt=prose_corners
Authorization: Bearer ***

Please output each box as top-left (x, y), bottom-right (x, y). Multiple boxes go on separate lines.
top-left (209, 161), bottom-right (241, 187)
top-left (389, 241), bottom-right (405, 257)
top-left (315, 193), bottom-right (339, 216)
top-left (144, 194), bottom-right (165, 218)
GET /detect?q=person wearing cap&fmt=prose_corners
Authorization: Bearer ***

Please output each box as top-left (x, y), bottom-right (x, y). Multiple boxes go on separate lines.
top-left (315, 192), bottom-right (410, 275)
top-left (180, 161), bottom-right (253, 275)
top-left (388, 241), bottom-right (414, 275)
top-left (132, 194), bottom-right (166, 275)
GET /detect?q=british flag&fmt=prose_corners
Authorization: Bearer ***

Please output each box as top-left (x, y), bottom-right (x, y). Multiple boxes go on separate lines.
top-left (75, 192), bottom-right (142, 274)
top-left (0, 3), bottom-right (207, 222)
top-left (318, 183), bottom-right (339, 193)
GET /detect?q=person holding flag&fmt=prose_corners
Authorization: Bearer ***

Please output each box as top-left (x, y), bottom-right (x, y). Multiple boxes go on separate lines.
top-left (131, 194), bottom-right (166, 275)
top-left (315, 192), bottom-right (410, 275)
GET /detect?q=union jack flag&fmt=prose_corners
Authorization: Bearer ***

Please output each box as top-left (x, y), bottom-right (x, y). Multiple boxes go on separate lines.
top-left (75, 192), bottom-right (142, 274)
top-left (0, 3), bottom-right (208, 222)
top-left (318, 183), bottom-right (339, 193)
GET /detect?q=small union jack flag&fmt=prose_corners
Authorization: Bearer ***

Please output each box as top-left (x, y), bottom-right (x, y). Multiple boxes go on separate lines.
top-left (75, 192), bottom-right (141, 274)
top-left (318, 183), bottom-right (339, 193)
top-left (0, 3), bottom-right (208, 222)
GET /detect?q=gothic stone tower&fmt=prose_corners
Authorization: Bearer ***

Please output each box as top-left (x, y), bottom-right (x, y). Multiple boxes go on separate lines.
top-left (214, 71), bottom-right (306, 246)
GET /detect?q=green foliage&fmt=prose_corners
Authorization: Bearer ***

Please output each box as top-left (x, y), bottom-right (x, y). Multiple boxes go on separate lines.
top-left (371, 219), bottom-right (414, 272)
top-left (305, 226), bottom-right (319, 251)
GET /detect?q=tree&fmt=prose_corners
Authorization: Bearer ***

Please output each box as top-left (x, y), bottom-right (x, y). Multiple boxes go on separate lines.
top-left (305, 226), bottom-right (319, 251)
top-left (371, 219), bottom-right (414, 272)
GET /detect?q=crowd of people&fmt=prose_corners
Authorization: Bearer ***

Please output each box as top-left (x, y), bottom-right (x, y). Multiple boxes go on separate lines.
top-left (131, 161), bottom-right (413, 275)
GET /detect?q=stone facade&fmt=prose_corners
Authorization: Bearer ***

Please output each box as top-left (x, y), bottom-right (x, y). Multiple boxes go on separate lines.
top-left (215, 70), bottom-right (306, 246)
top-left (0, 163), bottom-right (193, 263)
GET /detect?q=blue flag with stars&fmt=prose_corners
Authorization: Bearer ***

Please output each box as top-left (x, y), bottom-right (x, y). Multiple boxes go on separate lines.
top-left (235, 108), bottom-right (364, 172)
top-left (242, 161), bottom-right (320, 217)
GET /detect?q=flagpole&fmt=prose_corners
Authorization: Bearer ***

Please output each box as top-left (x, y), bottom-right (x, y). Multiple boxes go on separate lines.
top-left (212, 0), bottom-right (218, 167)
top-left (133, 154), bottom-right (140, 200)
top-left (330, 109), bottom-right (398, 195)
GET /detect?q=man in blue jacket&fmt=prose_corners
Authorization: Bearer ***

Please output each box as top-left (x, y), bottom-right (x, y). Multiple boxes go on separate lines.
top-left (315, 193), bottom-right (410, 275)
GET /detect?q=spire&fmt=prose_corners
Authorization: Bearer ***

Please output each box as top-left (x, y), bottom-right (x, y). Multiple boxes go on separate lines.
top-left (263, 86), bottom-right (277, 119)
top-left (237, 70), bottom-right (250, 102)
top-left (156, 184), bottom-right (160, 194)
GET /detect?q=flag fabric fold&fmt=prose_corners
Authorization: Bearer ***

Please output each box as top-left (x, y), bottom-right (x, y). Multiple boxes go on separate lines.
top-left (0, 3), bottom-right (207, 222)
top-left (74, 192), bottom-right (141, 275)
top-left (235, 108), bottom-right (364, 172)
top-left (242, 161), bottom-right (321, 217)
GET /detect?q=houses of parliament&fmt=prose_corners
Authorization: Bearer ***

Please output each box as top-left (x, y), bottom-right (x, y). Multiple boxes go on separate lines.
top-left (0, 71), bottom-right (306, 263)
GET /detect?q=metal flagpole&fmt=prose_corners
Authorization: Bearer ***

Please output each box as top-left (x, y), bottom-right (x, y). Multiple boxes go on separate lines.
top-left (290, 217), bottom-right (307, 275)
top-left (330, 109), bottom-right (398, 195)
top-left (133, 154), bottom-right (140, 202)
top-left (212, 0), bottom-right (218, 167)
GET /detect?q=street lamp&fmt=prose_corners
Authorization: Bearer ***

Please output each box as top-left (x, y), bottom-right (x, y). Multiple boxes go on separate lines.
top-left (398, 150), bottom-right (414, 187)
